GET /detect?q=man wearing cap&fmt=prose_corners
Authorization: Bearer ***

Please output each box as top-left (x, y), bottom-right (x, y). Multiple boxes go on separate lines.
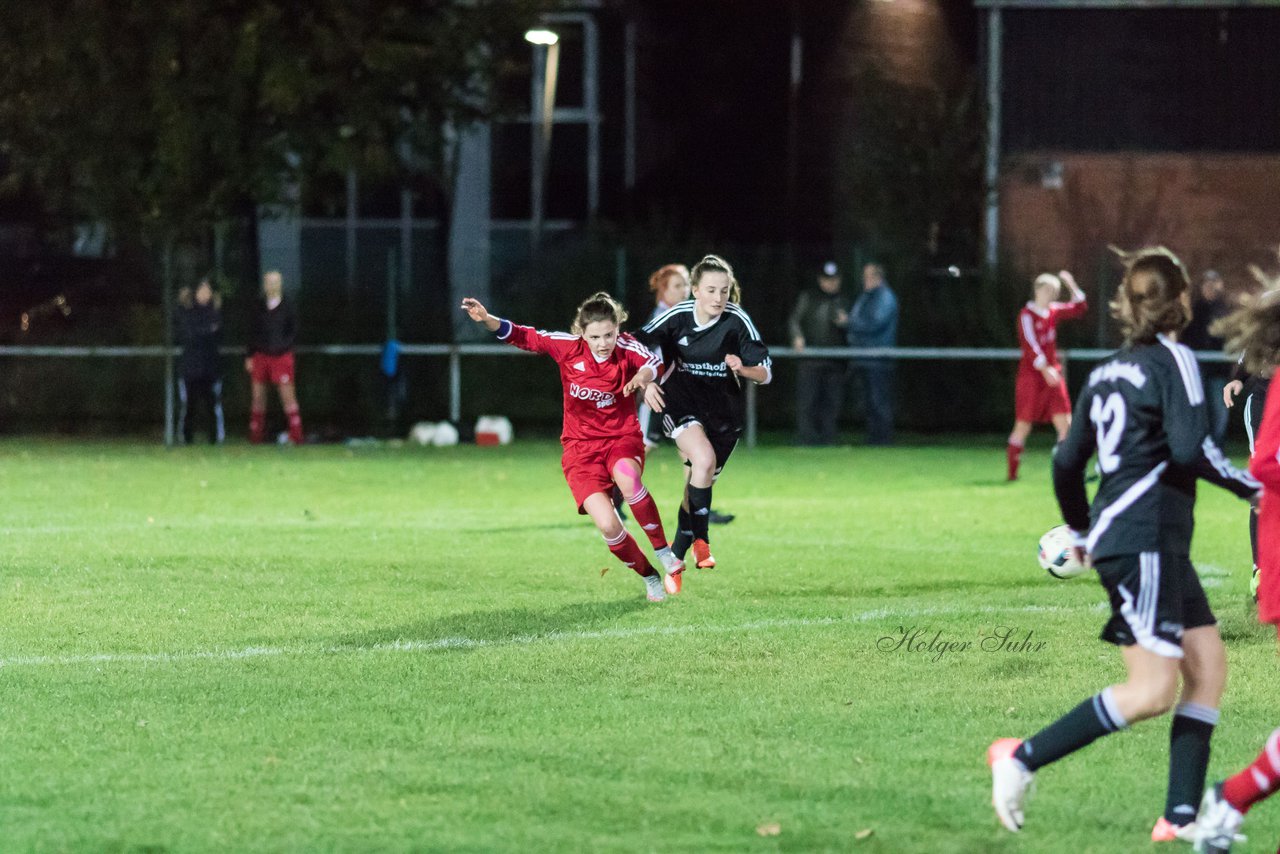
top-left (788, 261), bottom-right (849, 445)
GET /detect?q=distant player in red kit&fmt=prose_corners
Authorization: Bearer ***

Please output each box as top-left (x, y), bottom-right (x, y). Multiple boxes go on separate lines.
top-left (1007, 270), bottom-right (1087, 480)
top-left (460, 292), bottom-right (684, 601)
top-left (246, 270), bottom-right (303, 444)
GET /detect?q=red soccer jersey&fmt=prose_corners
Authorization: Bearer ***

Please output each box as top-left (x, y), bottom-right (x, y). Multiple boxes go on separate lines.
top-left (498, 322), bottom-right (661, 442)
top-left (1250, 382), bottom-right (1280, 625)
top-left (1018, 299), bottom-right (1088, 371)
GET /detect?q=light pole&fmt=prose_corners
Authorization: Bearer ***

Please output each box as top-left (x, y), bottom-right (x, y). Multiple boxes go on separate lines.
top-left (526, 28), bottom-right (559, 250)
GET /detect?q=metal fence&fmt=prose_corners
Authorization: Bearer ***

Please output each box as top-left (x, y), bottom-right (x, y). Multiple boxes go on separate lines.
top-left (0, 344), bottom-right (1235, 446)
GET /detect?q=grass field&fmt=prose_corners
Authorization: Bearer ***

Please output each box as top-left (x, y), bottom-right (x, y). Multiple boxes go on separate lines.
top-left (2, 437), bottom-right (1278, 853)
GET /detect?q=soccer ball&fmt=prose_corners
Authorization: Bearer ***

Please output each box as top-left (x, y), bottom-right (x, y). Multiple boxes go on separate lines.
top-left (431, 421), bottom-right (459, 447)
top-left (1038, 525), bottom-right (1088, 579)
top-left (409, 421), bottom-right (438, 446)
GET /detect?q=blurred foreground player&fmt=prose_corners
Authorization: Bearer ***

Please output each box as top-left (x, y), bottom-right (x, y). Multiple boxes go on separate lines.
top-left (988, 248), bottom-right (1259, 844)
top-left (1193, 280), bottom-right (1280, 854)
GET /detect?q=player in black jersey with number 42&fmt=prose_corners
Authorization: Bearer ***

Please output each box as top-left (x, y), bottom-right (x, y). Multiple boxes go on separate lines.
top-left (988, 248), bottom-right (1260, 844)
top-left (636, 255), bottom-right (772, 594)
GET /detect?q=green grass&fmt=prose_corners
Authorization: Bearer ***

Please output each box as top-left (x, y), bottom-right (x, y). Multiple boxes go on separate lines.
top-left (1, 437), bottom-right (1277, 853)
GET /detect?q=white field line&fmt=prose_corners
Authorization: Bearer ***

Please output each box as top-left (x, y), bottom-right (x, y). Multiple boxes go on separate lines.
top-left (0, 601), bottom-right (1103, 670)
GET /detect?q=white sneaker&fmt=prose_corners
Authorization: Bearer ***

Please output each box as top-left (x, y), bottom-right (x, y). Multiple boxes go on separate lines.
top-left (988, 738), bottom-right (1033, 832)
top-left (643, 573), bottom-right (666, 602)
top-left (1195, 783), bottom-right (1245, 853)
top-left (656, 547), bottom-right (684, 595)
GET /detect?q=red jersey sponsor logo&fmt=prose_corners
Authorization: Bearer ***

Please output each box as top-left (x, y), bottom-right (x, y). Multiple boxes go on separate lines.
top-left (568, 383), bottom-right (616, 409)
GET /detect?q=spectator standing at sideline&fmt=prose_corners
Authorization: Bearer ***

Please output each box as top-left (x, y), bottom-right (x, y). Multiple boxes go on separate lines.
top-left (847, 262), bottom-right (899, 446)
top-left (175, 277), bottom-right (225, 445)
top-left (246, 270), bottom-right (304, 445)
top-left (788, 261), bottom-right (849, 446)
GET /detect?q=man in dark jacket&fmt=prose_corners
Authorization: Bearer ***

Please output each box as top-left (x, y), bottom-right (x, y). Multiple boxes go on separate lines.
top-left (176, 278), bottom-right (225, 444)
top-left (788, 261), bottom-right (849, 445)
top-left (848, 263), bottom-right (899, 445)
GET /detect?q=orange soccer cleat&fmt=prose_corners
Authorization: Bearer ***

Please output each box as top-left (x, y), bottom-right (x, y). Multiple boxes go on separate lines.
top-left (692, 539), bottom-right (716, 569)
top-left (657, 548), bottom-right (684, 595)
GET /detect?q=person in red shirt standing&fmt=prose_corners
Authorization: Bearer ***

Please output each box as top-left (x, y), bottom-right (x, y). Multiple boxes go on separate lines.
top-left (1194, 288), bottom-right (1280, 853)
top-left (1007, 270), bottom-right (1088, 480)
top-left (460, 291), bottom-right (684, 601)
top-left (246, 270), bottom-right (303, 444)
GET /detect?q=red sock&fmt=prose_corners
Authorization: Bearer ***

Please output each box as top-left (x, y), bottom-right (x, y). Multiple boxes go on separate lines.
top-left (604, 529), bottom-right (655, 577)
top-left (1007, 440), bottom-right (1024, 480)
top-left (1223, 728), bottom-right (1280, 814)
top-left (249, 408), bottom-right (266, 444)
top-left (285, 404), bottom-right (303, 444)
top-left (626, 486), bottom-right (668, 550)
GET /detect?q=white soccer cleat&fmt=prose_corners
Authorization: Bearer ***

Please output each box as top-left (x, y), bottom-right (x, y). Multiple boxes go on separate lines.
top-left (1194, 783), bottom-right (1245, 854)
top-left (643, 573), bottom-right (666, 602)
top-left (988, 738), bottom-right (1033, 832)
top-left (656, 547), bottom-right (684, 595)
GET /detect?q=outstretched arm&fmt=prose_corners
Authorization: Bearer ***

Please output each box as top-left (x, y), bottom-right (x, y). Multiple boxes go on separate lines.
top-left (460, 297), bottom-right (501, 332)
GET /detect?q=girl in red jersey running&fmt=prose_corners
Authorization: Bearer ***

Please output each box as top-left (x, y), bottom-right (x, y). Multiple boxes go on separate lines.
top-left (1006, 269), bottom-right (1088, 480)
top-left (460, 292), bottom-right (683, 601)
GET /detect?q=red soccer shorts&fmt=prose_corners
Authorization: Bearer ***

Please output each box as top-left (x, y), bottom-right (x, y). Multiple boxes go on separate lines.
top-left (561, 433), bottom-right (647, 514)
top-left (250, 352), bottom-right (296, 385)
top-left (1015, 364), bottom-right (1071, 423)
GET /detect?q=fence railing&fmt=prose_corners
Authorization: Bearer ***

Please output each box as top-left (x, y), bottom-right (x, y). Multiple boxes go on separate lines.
top-left (0, 344), bottom-right (1235, 446)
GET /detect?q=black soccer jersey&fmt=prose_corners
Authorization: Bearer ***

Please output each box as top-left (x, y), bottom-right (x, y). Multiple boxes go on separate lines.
top-left (1053, 334), bottom-right (1259, 560)
top-left (635, 300), bottom-right (772, 434)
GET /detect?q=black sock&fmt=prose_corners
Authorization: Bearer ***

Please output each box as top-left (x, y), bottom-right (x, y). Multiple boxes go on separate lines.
top-left (1165, 704), bottom-right (1218, 825)
top-left (1013, 688), bottom-right (1127, 772)
top-left (687, 485), bottom-right (713, 542)
top-left (672, 505), bottom-right (694, 559)
top-left (1250, 510), bottom-right (1259, 567)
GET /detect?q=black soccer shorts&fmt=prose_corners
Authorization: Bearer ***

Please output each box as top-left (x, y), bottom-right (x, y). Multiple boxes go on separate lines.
top-left (1094, 552), bottom-right (1215, 659)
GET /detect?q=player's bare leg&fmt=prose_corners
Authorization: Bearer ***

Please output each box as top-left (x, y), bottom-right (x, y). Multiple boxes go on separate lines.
top-left (277, 380), bottom-right (304, 444)
top-left (1007, 419), bottom-right (1032, 481)
top-left (249, 380), bottom-right (268, 443)
top-left (612, 458), bottom-right (683, 593)
top-left (583, 492), bottom-right (663, 601)
top-left (1051, 413), bottom-right (1071, 443)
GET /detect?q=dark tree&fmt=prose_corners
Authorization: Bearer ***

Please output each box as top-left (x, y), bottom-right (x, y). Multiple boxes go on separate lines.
top-left (0, 0), bottom-right (549, 289)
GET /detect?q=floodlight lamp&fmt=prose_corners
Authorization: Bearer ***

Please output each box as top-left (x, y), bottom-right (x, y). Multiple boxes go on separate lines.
top-left (525, 29), bottom-right (559, 46)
